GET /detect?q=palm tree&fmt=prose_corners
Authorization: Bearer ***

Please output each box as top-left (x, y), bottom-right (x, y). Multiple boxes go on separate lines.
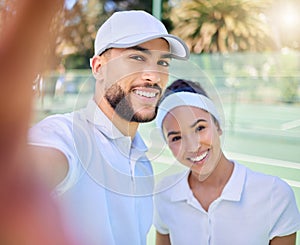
top-left (166, 0), bottom-right (277, 53)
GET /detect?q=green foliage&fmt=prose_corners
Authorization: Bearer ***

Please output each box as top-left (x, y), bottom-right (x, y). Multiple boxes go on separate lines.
top-left (190, 51), bottom-right (299, 103)
top-left (65, 53), bottom-right (92, 69)
top-left (279, 77), bottom-right (298, 103)
top-left (164, 0), bottom-right (277, 54)
top-left (272, 52), bottom-right (300, 103)
top-left (52, 0), bottom-right (152, 69)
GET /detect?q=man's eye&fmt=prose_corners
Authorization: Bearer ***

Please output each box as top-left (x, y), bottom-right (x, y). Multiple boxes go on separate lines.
top-left (157, 60), bottom-right (169, 67)
top-left (130, 55), bottom-right (144, 61)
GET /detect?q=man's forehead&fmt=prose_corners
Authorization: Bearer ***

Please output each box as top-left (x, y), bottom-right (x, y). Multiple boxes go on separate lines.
top-left (125, 45), bottom-right (172, 58)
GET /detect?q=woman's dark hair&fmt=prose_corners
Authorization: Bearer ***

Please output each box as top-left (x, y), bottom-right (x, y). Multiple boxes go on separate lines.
top-left (160, 79), bottom-right (208, 103)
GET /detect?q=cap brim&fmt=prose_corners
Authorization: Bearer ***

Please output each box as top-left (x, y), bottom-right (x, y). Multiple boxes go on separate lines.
top-left (99, 33), bottom-right (190, 60)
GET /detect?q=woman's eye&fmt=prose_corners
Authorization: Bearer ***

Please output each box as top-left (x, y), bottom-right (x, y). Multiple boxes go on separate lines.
top-left (196, 125), bottom-right (205, 132)
top-left (171, 136), bottom-right (181, 142)
top-left (157, 60), bottom-right (170, 67)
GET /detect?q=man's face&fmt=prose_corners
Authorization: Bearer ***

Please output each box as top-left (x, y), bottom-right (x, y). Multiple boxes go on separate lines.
top-left (98, 38), bottom-right (171, 122)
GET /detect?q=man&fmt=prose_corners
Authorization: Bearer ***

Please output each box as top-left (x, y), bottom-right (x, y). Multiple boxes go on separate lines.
top-left (28, 10), bottom-right (189, 245)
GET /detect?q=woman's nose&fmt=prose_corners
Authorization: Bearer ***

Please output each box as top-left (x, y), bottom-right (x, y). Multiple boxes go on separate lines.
top-left (185, 135), bottom-right (201, 153)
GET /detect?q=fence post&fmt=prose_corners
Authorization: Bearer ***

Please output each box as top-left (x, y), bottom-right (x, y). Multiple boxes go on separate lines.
top-left (152, 0), bottom-right (162, 20)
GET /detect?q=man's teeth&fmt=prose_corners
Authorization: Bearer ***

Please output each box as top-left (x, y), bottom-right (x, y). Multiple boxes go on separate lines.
top-left (190, 151), bottom-right (208, 162)
top-left (134, 90), bottom-right (156, 98)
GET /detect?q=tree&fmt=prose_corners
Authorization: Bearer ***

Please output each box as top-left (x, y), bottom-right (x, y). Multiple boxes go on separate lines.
top-left (51, 0), bottom-right (107, 69)
top-left (165, 0), bottom-right (277, 53)
top-left (54, 0), bottom-right (152, 69)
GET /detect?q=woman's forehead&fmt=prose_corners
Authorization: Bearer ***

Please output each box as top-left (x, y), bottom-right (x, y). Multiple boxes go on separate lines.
top-left (164, 106), bottom-right (210, 126)
top-left (169, 106), bottom-right (208, 118)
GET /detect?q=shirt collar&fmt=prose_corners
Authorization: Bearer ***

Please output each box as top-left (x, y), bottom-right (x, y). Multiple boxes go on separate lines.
top-left (170, 170), bottom-right (193, 202)
top-left (170, 161), bottom-right (246, 202)
top-left (221, 161), bottom-right (246, 201)
top-left (84, 99), bottom-right (147, 152)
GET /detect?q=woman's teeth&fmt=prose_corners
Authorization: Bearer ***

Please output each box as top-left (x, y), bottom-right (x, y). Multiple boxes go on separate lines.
top-left (134, 90), bottom-right (156, 98)
top-left (190, 151), bottom-right (208, 162)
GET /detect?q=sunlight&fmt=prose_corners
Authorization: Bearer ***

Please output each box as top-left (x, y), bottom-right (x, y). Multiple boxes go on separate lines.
top-left (280, 4), bottom-right (299, 29)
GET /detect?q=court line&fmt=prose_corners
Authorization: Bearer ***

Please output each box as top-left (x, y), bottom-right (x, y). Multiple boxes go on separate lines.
top-left (153, 152), bottom-right (300, 170)
top-left (225, 151), bottom-right (300, 170)
top-left (225, 152), bottom-right (300, 188)
top-left (152, 152), bottom-right (300, 188)
top-left (281, 119), bottom-right (300, 130)
top-left (283, 179), bottom-right (300, 188)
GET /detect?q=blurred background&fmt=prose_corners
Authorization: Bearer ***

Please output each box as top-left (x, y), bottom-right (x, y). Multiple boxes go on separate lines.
top-left (1, 0), bottom-right (299, 244)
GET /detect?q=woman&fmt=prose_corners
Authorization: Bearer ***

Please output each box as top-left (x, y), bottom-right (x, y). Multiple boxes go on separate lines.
top-left (154, 79), bottom-right (300, 245)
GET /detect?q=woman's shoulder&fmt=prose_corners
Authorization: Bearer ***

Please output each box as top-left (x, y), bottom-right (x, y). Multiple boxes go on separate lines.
top-left (235, 161), bottom-right (294, 195)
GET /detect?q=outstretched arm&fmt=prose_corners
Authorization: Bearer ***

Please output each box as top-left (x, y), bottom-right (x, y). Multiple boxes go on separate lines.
top-left (0, 0), bottom-right (73, 244)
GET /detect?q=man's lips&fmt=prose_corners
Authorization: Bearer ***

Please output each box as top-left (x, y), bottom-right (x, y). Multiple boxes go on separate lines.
top-left (132, 85), bottom-right (161, 99)
top-left (133, 89), bottom-right (157, 98)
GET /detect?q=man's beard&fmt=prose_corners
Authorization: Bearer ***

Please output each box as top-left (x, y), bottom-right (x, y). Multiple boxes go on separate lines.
top-left (105, 84), bottom-right (158, 122)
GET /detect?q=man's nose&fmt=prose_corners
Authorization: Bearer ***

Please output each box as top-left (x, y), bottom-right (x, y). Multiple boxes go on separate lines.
top-left (141, 67), bottom-right (162, 84)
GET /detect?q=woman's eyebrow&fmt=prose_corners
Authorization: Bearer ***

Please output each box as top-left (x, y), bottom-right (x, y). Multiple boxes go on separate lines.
top-left (166, 119), bottom-right (207, 137)
top-left (190, 119), bottom-right (207, 128)
top-left (167, 131), bottom-right (180, 138)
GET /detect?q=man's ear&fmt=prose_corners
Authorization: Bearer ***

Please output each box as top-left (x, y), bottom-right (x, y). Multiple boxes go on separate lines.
top-left (91, 56), bottom-right (103, 79)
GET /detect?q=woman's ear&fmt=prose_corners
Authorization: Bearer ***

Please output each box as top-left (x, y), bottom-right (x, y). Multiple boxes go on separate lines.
top-left (218, 126), bottom-right (223, 136)
top-left (215, 121), bottom-right (222, 135)
top-left (212, 116), bottom-right (222, 135)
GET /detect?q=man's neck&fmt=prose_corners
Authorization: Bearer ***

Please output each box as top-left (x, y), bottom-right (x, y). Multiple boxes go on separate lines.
top-left (95, 96), bottom-right (139, 139)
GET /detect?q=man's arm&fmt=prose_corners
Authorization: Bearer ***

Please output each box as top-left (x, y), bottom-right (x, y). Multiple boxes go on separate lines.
top-left (0, 0), bottom-right (74, 244)
top-left (28, 145), bottom-right (69, 190)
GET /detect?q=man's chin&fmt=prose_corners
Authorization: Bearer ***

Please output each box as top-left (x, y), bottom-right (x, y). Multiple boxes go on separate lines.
top-left (130, 111), bottom-right (157, 123)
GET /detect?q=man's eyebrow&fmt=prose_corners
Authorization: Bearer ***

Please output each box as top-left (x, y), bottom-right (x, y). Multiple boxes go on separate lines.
top-left (128, 45), bottom-right (151, 54)
top-left (128, 45), bottom-right (172, 58)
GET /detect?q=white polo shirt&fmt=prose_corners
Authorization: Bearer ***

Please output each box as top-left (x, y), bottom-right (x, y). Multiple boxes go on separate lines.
top-left (154, 161), bottom-right (300, 245)
top-left (29, 100), bottom-right (154, 245)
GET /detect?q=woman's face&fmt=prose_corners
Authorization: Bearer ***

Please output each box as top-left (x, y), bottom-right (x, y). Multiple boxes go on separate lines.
top-left (162, 105), bottom-right (222, 181)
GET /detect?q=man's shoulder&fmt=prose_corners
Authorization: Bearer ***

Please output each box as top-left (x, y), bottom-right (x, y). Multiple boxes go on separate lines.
top-left (155, 171), bottom-right (188, 195)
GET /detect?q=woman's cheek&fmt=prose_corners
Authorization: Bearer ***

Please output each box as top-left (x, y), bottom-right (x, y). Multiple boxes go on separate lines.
top-left (169, 143), bottom-right (181, 159)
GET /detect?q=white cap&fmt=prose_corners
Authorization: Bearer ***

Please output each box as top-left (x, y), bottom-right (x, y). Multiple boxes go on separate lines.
top-left (93, 10), bottom-right (189, 60)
